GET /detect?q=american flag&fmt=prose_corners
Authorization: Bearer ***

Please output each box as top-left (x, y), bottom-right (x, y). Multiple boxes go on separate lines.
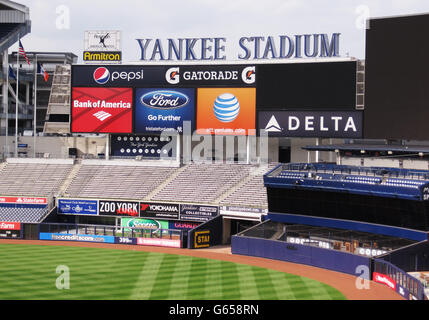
top-left (18, 40), bottom-right (30, 65)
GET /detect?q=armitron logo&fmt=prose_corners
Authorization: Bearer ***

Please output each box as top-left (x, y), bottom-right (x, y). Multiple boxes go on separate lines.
top-left (141, 90), bottom-right (189, 109)
top-left (93, 111), bottom-right (112, 121)
top-left (93, 67), bottom-right (110, 84)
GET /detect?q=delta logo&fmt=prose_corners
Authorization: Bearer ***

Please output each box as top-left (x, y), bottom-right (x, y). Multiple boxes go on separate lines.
top-left (93, 67), bottom-right (110, 84)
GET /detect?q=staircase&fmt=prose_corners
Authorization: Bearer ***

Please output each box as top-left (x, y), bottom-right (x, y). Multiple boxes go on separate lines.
top-left (145, 164), bottom-right (189, 201)
top-left (57, 162), bottom-right (82, 197)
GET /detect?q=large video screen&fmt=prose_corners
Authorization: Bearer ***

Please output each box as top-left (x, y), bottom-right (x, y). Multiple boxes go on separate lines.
top-left (364, 14), bottom-right (429, 140)
top-left (196, 88), bottom-right (256, 135)
top-left (134, 88), bottom-right (195, 134)
top-left (71, 87), bottom-right (133, 133)
top-left (256, 61), bottom-right (357, 110)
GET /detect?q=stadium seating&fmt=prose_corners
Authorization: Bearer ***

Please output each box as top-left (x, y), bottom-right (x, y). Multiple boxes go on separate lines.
top-left (150, 163), bottom-right (255, 204)
top-left (0, 162), bottom-right (73, 197)
top-left (63, 164), bottom-right (178, 199)
top-left (0, 207), bottom-right (49, 223)
top-left (219, 164), bottom-right (278, 208)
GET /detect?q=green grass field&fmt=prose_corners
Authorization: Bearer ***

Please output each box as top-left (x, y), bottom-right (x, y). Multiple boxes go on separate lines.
top-left (0, 243), bottom-right (346, 300)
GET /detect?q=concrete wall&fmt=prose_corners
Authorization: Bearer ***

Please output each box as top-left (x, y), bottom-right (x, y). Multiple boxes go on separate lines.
top-left (232, 235), bottom-right (371, 277)
top-left (1, 135), bottom-right (107, 158)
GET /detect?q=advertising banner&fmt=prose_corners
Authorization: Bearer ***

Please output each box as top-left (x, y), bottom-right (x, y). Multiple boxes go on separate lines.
top-left (194, 230), bottom-right (211, 248)
top-left (196, 88), bottom-right (256, 135)
top-left (179, 204), bottom-right (219, 222)
top-left (71, 87), bottom-right (133, 133)
top-left (0, 197), bottom-right (47, 205)
top-left (99, 200), bottom-right (140, 217)
top-left (258, 111), bottom-right (363, 138)
top-left (71, 65), bottom-right (166, 87)
top-left (373, 272), bottom-right (396, 291)
top-left (139, 202), bottom-right (180, 220)
top-left (84, 30), bottom-right (121, 52)
top-left (58, 199), bottom-right (98, 215)
top-left (0, 222), bottom-right (21, 230)
top-left (83, 51), bottom-right (122, 64)
top-left (165, 65), bottom-right (256, 86)
top-left (110, 134), bottom-right (173, 158)
top-left (39, 233), bottom-right (115, 243)
top-left (121, 218), bottom-right (169, 233)
top-left (169, 221), bottom-right (200, 231)
top-left (137, 237), bottom-right (181, 248)
top-left (134, 88), bottom-right (195, 134)
top-left (0, 229), bottom-right (21, 238)
top-left (114, 237), bottom-right (137, 245)
top-left (220, 206), bottom-right (267, 220)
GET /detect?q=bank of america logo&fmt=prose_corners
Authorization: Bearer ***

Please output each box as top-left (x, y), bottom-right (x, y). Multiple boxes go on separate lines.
top-left (265, 115), bottom-right (282, 132)
top-left (93, 111), bottom-right (112, 121)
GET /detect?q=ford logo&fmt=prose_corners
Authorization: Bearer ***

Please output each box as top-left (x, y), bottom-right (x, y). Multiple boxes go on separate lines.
top-left (141, 90), bottom-right (189, 109)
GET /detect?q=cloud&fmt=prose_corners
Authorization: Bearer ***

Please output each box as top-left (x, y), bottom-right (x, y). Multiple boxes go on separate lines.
top-left (12, 0), bottom-right (429, 61)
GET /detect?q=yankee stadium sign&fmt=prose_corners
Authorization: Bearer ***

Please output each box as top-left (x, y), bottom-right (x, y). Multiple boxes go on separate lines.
top-left (136, 33), bottom-right (340, 61)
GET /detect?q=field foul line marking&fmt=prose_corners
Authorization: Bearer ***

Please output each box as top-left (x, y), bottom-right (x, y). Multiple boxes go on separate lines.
top-left (204, 259), bottom-right (223, 299)
top-left (267, 270), bottom-right (295, 300)
top-left (165, 256), bottom-right (193, 300)
top-left (237, 265), bottom-right (260, 300)
top-left (129, 252), bottom-right (164, 300)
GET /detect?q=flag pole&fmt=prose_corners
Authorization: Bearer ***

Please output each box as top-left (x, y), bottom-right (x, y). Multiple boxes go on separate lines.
top-left (33, 54), bottom-right (37, 158)
top-left (15, 37), bottom-right (19, 158)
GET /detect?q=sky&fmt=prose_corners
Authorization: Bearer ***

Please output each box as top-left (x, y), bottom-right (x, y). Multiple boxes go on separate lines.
top-left (12, 0), bottom-right (429, 63)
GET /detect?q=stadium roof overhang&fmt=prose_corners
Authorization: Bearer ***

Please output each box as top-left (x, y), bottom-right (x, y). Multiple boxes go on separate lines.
top-left (0, 0), bottom-right (31, 53)
top-left (303, 144), bottom-right (429, 155)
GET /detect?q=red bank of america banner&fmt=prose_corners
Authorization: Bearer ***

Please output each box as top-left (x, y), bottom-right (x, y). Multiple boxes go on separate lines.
top-left (71, 87), bottom-right (133, 133)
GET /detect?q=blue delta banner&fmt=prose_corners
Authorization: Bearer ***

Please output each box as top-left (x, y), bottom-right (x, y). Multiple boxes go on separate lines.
top-left (58, 199), bottom-right (98, 215)
top-left (134, 88), bottom-right (195, 134)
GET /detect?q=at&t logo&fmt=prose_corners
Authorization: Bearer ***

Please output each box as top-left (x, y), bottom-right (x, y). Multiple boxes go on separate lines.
top-left (213, 93), bottom-right (240, 123)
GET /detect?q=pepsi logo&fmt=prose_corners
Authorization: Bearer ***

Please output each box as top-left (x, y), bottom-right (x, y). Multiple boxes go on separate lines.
top-left (93, 67), bottom-right (110, 84)
top-left (213, 93), bottom-right (240, 123)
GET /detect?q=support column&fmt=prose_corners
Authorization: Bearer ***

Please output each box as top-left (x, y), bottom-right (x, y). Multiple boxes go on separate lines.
top-left (2, 50), bottom-right (9, 155)
top-left (105, 134), bottom-right (110, 160)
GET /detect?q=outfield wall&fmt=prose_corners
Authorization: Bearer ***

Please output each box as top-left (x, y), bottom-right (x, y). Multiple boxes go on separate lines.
top-left (231, 235), bottom-right (371, 277)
